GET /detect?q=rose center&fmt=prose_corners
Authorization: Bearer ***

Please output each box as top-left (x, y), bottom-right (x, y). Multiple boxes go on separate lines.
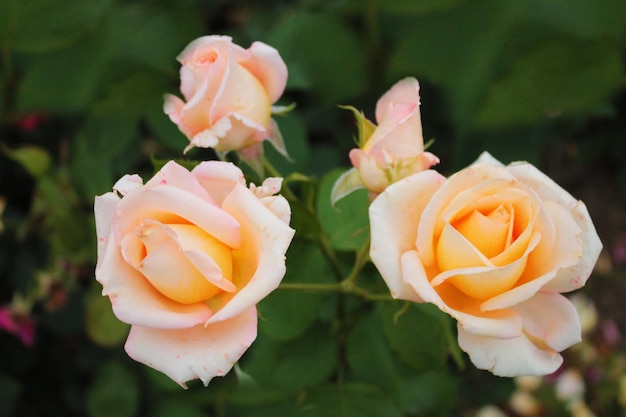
top-left (196, 49), bottom-right (218, 65)
top-left (452, 203), bottom-right (514, 259)
top-left (124, 221), bottom-right (234, 304)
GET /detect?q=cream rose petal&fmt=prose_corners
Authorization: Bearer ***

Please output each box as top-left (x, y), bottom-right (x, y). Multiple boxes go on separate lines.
top-left (143, 161), bottom-right (214, 203)
top-left (95, 193), bottom-right (120, 268)
top-left (207, 183), bottom-right (294, 323)
top-left (96, 233), bottom-right (213, 329)
top-left (125, 306), bottom-right (257, 388)
top-left (369, 170), bottom-right (446, 300)
top-left (458, 292), bottom-right (579, 377)
top-left (457, 327), bottom-right (564, 377)
top-left (542, 201), bottom-right (602, 293)
top-left (513, 292), bottom-right (581, 352)
top-left (374, 77), bottom-right (420, 123)
top-left (246, 41), bottom-right (288, 104)
top-left (113, 185), bottom-right (240, 248)
top-left (401, 250), bottom-right (523, 339)
top-left (192, 160), bottom-right (246, 206)
top-left (505, 163), bottom-right (602, 292)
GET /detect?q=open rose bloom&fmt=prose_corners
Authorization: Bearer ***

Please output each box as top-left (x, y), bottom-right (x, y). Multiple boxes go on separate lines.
top-left (164, 36), bottom-right (288, 160)
top-left (370, 152), bottom-right (602, 376)
top-left (94, 161), bottom-right (294, 387)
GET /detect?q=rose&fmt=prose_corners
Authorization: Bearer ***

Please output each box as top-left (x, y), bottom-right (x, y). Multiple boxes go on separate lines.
top-left (94, 160), bottom-right (294, 387)
top-left (164, 35), bottom-right (288, 157)
top-left (369, 152), bottom-right (602, 376)
top-left (332, 77), bottom-right (439, 203)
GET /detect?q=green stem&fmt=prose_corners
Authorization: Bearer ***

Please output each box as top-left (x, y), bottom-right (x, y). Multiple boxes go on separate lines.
top-left (278, 281), bottom-right (393, 302)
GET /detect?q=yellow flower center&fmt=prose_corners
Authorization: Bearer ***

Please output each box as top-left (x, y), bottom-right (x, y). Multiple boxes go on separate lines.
top-left (134, 222), bottom-right (234, 304)
top-left (453, 204), bottom-right (514, 259)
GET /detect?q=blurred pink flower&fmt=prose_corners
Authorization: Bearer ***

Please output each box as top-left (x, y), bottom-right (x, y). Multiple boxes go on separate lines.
top-left (0, 306), bottom-right (35, 347)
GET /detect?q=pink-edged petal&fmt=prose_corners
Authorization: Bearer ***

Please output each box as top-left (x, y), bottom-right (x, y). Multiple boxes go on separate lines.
top-left (401, 250), bottom-right (523, 339)
top-left (215, 113), bottom-right (266, 152)
top-left (113, 174), bottom-right (143, 196)
top-left (245, 41), bottom-right (288, 104)
top-left (96, 235), bottom-right (213, 329)
top-left (237, 143), bottom-right (265, 178)
top-left (457, 326), bottom-right (564, 377)
top-left (207, 183), bottom-right (294, 323)
top-left (94, 192), bottom-right (120, 266)
top-left (514, 292), bottom-right (581, 352)
top-left (471, 151), bottom-right (505, 167)
top-left (185, 116), bottom-right (230, 153)
top-left (113, 185), bottom-right (240, 248)
top-left (257, 195), bottom-right (291, 226)
top-left (143, 161), bottom-right (214, 204)
top-left (374, 77), bottom-right (420, 123)
top-left (542, 201), bottom-right (602, 292)
top-left (125, 306), bottom-right (257, 388)
top-left (191, 160), bottom-right (246, 206)
top-left (177, 35), bottom-right (235, 63)
top-left (506, 162), bottom-right (578, 210)
top-left (163, 94), bottom-right (186, 127)
top-left (368, 102), bottom-right (424, 159)
top-left (369, 170), bottom-right (446, 299)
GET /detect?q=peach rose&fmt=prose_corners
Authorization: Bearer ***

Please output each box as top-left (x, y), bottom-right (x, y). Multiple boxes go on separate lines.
top-left (164, 35), bottom-right (288, 158)
top-left (94, 161), bottom-right (294, 387)
top-left (332, 78), bottom-right (439, 203)
top-left (369, 152), bottom-right (602, 376)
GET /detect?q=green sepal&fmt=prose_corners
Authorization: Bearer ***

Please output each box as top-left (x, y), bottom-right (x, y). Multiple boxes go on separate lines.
top-left (330, 167), bottom-right (364, 206)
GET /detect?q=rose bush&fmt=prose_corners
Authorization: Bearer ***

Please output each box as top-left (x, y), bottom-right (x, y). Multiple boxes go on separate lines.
top-left (94, 160), bottom-right (294, 387)
top-left (332, 77), bottom-right (439, 203)
top-left (369, 152), bottom-right (602, 376)
top-left (164, 35), bottom-right (288, 159)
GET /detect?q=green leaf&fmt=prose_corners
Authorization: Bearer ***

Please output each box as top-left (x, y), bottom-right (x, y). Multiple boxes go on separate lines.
top-left (263, 111), bottom-right (310, 176)
top-left (524, 0), bottom-right (626, 40)
top-left (86, 361), bottom-right (140, 417)
top-left (388, 0), bottom-right (522, 128)
top-left (151, 400), bottom-right (206, 417)
top-left (0, 374), bottom-right (21, 417)
top-left (397, 371), bottom-right (458, 416)
top-left (266, 14), bottom-right (367, 103)
top-left (69, 114), bottom-right (140, 199)
top-left (2, 145), bottom-right (52, 178)
top-left (0, 0), bottom-right (112, 53)
top-left (227, 398), bottom-right (300, 417)
top-left (299, 383), bottom-right (401, 417)
top-left (17, 30), bottom-right (112, 113)
top-left (317, 169), bottom-right (370, 251)
top-left (232, 325), bottom-right (337, 403)
top-left (476, 38), bottom-right (624, 129)
top-left (377, 0), bottom-right (468, 14)
top-left (85, 283), bottom-right (129, 347)
top-left (382, 303), bottom-right (450, 373)
top-left (346, 307), bottom-right (400, 390)
top-left (258, 239), bottom-right (333, 341)
top-left (106, 3), bottom-right (203, 72)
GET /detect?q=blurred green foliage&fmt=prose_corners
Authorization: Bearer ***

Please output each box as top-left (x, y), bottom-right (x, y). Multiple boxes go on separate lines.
top-left (0, 0), bottom-right (624, 416)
